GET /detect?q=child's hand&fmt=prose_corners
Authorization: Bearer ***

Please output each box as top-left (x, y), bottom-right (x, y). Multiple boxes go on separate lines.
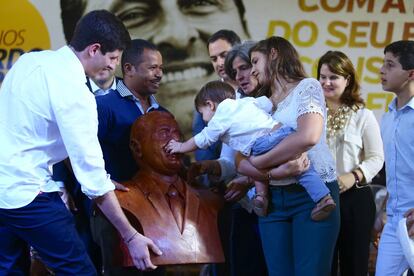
top-left (165, 139), bottom-right (181, 153)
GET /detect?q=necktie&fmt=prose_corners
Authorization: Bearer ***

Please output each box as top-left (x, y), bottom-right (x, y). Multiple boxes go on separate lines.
top-left (167, 184), bottom-right (184, 233)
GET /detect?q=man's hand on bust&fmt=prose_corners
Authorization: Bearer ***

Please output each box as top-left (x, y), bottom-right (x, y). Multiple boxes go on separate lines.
top-left (126, 232), bottom-right (162, 271)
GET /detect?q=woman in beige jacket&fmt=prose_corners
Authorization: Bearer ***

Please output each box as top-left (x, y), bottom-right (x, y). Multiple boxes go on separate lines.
top-left (318, 50), bottom-right (384, 276)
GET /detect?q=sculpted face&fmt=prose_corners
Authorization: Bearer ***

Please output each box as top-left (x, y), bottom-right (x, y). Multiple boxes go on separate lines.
top-left (131, 112), bottom-right (182, 175)
top-left (83, 0), bottom-right (249, 136)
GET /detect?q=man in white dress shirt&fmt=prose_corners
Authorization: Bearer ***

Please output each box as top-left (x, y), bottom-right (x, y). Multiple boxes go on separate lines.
top-left (0, 10), bottom-right (161, 275)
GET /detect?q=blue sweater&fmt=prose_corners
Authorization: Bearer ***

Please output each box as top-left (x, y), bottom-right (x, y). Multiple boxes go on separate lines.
top-left (96, 90), bottom-right (167, 182)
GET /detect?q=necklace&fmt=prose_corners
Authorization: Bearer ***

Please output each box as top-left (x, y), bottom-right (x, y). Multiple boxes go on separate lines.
top-left (327, 105), bottom-right (352, 138)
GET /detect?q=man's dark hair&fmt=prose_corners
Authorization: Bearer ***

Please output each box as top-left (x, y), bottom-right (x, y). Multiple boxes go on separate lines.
top-left (384, 40), bottom-right (414, 70)
top-left (121, 39), bottom-right (158, 75)
top-left (131, 111), bottom-right (176, 145)
top-left (207, 29), bottom-right (241, 49)
top-left (69, 10), bottom-right (131, 54)
top-left (194, 80), bottom-right (236, 111)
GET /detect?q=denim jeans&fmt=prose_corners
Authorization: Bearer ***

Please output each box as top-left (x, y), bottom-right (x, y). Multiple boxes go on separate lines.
top-left (259, 181), bottom-right (340, 276)
top-left (0, 192), bottom-right (96, 275)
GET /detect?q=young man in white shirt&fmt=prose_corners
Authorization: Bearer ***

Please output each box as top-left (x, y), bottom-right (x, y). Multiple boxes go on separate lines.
top-left (0, 10), bottom-right (161, 275)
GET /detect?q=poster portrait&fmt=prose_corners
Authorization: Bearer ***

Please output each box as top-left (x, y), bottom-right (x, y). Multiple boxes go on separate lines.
top-left (1, 0), bottom-right (414, 137)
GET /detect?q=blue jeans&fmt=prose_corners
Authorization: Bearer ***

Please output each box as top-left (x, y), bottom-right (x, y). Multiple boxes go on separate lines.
top-left (376, 213), bottom-right (411, 276)
top-left (259, 181), bottom-right (340, 276)
top-left (53, 162), bottom-right (102, 272)
top-left (252, 126), bottom-right (330, 203)
top-left (0, 192), bottom-right (96, 275)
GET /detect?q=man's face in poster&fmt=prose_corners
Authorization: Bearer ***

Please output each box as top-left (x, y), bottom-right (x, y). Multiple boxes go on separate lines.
top-left (78, 0), bottom-right (249, 136)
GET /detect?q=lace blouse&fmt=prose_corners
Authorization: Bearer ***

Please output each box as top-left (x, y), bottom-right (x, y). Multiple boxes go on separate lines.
top-left (270, 78), bottom-right (337, 185)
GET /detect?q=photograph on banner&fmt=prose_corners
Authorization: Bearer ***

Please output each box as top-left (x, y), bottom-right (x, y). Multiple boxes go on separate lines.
top-left (2, 0), bottom-right (414, 129)
top-left (59, 0), bottom-right (250, 137)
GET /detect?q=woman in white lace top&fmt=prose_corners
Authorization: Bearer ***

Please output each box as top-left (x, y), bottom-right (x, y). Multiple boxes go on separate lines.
top-left (237, 36), bottom-right (340, 276)
top-left (318, 50), bottom-right (384, 276)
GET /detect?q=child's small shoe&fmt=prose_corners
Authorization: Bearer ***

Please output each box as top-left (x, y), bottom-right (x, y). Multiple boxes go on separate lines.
top-left (252, 192), bottom-right (269, 217)
top-left (311, 194), bottom-right (336, 221)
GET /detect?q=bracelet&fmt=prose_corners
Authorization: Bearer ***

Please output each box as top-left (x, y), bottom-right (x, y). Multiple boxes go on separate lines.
top-left (351, 171), bottom-right (361, 186)
top-left (267, 170), bottom-right (272, 181)
top-left (124, 231), bottom-right (138, 245)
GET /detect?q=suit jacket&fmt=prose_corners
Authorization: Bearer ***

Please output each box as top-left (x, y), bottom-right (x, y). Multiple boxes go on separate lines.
top-left (115, 171), bottom-right (224, 265)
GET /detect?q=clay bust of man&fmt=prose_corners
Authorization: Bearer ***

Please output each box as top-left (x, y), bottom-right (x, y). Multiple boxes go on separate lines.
top-left (115, 111), bottom-right (224, 266)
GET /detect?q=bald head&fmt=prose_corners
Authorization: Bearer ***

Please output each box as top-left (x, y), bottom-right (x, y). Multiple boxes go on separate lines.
top-left (130, 111), bottom-right (182, 175)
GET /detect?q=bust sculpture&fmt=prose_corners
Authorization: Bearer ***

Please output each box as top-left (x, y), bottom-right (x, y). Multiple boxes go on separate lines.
top-left (114, 111), bottom-right (224, 265)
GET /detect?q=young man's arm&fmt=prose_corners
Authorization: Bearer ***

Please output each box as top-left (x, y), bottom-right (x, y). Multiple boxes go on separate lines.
top-left (94, 191), bottom-right (162, 270)
top-left (50, 71), bottom-right (160, 271)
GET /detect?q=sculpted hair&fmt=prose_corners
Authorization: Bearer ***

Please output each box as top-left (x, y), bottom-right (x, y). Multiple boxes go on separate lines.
top-left (250, 36), bottom-right (307, 89)
top-left (224, 40), bottom-right (256, 81)
top-left (131, 111), bottom-right (175, 143)
top-left (69, 10), bottom-right (131, 54)
top-left (384, 40), bottom-right (414, 70)
top-left (207, 29), bottom-right (241, 49)
top-left (194, 80), bottom-right (236, 110)
top-left (317, 51), bottom-right (365, 108)
top-left (121, 39), bottom-right (158, 75)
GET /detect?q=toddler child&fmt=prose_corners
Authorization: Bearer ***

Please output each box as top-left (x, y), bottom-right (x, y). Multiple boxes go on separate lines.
top-left (166, 80), bottom-right (336, 219)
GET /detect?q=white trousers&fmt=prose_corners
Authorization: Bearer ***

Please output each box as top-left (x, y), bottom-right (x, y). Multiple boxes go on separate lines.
top-left (376, 214), bottom-right (409, 276)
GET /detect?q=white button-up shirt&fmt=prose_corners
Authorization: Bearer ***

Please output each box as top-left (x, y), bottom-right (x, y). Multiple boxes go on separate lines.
top-left (381, 97), bottom-right (414, 216)
top-left (270, 78), bottom-right (337, 185)
top-left (0, 46), bottom-right (114, 209)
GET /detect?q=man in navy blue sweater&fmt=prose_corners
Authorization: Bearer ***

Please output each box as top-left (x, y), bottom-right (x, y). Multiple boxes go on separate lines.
top-left (91, 39), bottom-right (167, 276)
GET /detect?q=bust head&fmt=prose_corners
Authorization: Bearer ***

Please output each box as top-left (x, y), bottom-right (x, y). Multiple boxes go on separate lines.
top-left (117, 112), bottom-right (224, 266)
top-left (130, 111), bottom-right (182, 176)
